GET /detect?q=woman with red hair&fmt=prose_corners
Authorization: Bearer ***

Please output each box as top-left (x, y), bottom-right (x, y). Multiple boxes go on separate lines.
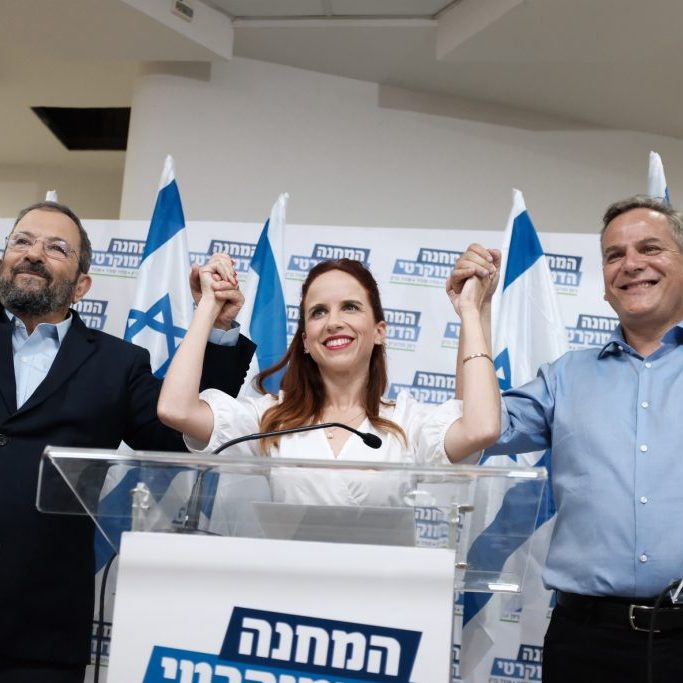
top-left (159, 254), bottom-right (499, 505)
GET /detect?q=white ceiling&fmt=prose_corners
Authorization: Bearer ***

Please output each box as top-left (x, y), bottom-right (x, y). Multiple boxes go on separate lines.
top-left (205, 0), bottom-right (456, 19)
top-left (2, 0), bottom-right (683, 176)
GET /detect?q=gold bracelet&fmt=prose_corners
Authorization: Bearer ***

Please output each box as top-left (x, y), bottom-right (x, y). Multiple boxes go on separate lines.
top-left (462, 352), bottom-right (493, 365)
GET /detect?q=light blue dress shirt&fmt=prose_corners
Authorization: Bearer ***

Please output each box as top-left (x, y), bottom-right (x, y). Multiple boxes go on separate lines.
top-left (9, 313), bottom-right (239, 410)
top-left (11, 314), bottom-right (72, 409)
top-left (487, 322), bottom-right (683, 598)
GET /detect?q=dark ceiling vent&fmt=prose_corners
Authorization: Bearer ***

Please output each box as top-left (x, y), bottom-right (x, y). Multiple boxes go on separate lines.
top-left (31, 107), bottom-right (131, 151)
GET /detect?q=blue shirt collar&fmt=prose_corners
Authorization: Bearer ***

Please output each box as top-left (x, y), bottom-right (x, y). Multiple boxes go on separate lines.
top-left (7, 310), bottom-right (73, 344)
top-left (598, 320), bottom-right (683, 358)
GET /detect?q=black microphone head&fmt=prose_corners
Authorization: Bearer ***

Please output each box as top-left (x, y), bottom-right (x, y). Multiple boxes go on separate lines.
top-left (361, 432), bottom-right (382, 449)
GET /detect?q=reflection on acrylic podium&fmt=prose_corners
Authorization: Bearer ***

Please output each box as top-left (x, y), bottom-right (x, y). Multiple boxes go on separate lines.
top-left (38, 447), bottom-right (547, 683)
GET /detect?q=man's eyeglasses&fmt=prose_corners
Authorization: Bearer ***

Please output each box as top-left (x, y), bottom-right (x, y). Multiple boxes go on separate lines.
top-left (4, 233), bottom-right (78, 261)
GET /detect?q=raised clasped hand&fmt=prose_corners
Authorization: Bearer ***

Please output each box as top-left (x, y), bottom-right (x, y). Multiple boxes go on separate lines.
top-left (447, 271), bottom-right (489, 317)
top-left (446, 243), bottom-right (501, 316)
top-left (190, 253), bottom-right (244, 330)
top-left (448, 244), bottom-right (500, 297)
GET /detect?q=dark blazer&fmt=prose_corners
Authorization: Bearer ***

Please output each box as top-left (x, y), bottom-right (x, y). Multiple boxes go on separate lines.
top-left (0, 307), bottom-right (255, 665)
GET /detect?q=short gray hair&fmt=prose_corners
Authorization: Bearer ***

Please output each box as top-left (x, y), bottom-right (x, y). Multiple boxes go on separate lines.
top-left (601, 195), bottom-right (683, 254)
top-left (12, 201), bottom-right (92, 274)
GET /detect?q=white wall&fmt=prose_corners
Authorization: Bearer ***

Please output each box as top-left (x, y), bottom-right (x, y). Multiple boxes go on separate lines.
top-left (117, 56), bottom-right (683, 235)
top-left (0, 163), bottom-right (123, 219)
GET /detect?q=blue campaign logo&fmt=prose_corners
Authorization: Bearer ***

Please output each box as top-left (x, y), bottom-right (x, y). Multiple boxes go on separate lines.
top-left (545, 253), bottom-right (583, 295)
top-left (189, 240), bottom-right (256, 275)
top-left (451, 643), bottom-right (461, 682)
top-left (90, 238), bottom-right (145, 277)
top-left (287, 244), bottom-right (371, 281)
top-left (143, 606), bottom-right (422, 683)
top-left (90, 619), bottom-right (111, 665)
top-left (414, 506), bottom-right (450, 548)
top-left (73, 298), bottom-right (108, 330)
top-left (391, 248), bottom-right (462, 288)
top-left (566, 313), bottom-right (618, 349)
top-left (500, 603), bottom-right (523, 625)
top-left (441, 322), bottom-right (461, 349)
top-left (286, 305), bottom-right (300, 339)
top-left (453, 591), bottom-right (464, 618)
top-left (388, 371), bottom-right (455, 405)
top-left (384, 309), bottom-right (421, 351)
top-left (490, 644), bottom-right (542, 682)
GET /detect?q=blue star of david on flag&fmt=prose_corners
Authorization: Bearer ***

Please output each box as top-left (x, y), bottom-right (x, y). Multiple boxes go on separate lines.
top-left (494, 347), bottom-right (511, 391)
top-left (126, 294), bottom-right (187, 378)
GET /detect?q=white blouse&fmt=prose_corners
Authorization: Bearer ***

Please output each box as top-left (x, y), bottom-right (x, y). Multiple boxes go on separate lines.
top-left (185, 389), bottom-right (465, 506)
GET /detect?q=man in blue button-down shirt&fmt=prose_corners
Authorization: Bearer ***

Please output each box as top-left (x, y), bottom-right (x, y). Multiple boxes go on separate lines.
top-left (452, 195), bottom-right (683, 683)
top-left (0, 201), bottom-right (255, 682)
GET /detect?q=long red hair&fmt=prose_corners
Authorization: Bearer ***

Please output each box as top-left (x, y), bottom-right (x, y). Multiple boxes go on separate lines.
top-left (256, 259), bottom-right (405, 451)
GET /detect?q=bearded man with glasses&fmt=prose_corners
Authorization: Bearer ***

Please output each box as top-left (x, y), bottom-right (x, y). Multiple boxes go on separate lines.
top-left (0, 206), bottom-right (91, 327)
top-left (0, 201), bottom-right (255, 682)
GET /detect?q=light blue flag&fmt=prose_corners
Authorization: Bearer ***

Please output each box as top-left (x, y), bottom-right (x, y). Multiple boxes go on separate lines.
top-left (648, 151), bottom-right (671, 205)
top-left (124, 154), bottom-right (194, 376)
top-left (461, 190), bottom-right (568, 682)
top-left (237, 193), bottom-right (289, 395)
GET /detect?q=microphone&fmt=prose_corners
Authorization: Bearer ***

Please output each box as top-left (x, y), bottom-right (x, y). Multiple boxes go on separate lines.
top-left (213, 422), bottom-right (382, 454)
top-left (181, 422), bottom-right (382, 532)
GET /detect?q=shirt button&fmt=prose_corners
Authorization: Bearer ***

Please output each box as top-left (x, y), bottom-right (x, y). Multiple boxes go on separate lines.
top-left (644, 362), bottom-right (652, 368)
top-left (641, 401), bottom-right (649, 409)
top-left (0, 434), bottom-right (8, 447)
top-left (640, 496), bottom-right (648, 504)
top-left (640, 554), bottom-right (648, 563)
top-left (640, 444), bottom-right (648, 452)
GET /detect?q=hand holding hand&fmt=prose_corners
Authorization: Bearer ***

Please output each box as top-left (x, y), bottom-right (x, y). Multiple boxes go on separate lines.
top-left (447, 272), bottom-right (490, 318)
top-left (447, 244), bottom-right (501, 304)
top-left (189, 254), bottom-right (244, 330)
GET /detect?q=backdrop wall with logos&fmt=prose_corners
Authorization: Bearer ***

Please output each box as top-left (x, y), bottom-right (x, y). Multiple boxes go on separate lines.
top-left (0, 215), bottom-right (618, 682)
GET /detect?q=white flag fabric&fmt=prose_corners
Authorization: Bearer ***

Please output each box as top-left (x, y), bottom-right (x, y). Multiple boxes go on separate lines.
top-left (237, 192), bottom-right (289, 395)
top-left (124, 154), bottom-right (193, 376)
top-left (648, 150), bottom-right (671, 205)
top-left (461, 189), bottom-right (568, 682)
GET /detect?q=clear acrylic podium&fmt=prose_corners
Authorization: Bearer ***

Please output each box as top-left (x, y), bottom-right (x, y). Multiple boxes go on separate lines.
top-left (38, 446), bottom-right (547, 594)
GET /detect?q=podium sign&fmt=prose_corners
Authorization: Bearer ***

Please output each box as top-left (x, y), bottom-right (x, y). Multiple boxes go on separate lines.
top-left (109, 533), bottom-right (455, 683)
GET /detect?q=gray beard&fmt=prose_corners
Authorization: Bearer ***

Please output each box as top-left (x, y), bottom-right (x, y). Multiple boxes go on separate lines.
top-left (0, 271), bottom-right (77, 318)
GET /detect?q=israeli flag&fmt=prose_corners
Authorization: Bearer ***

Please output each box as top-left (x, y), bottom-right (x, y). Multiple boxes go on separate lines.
top-left (98, 155), bottom-right (194, 558)
top-left (237, 192), bottom-right (289, 395)
top-left (492, 190), bottom-right (568, 398)
top-left (91, 157), bottom-right (196, 668)
top-left (460, 190), bottom-right (568, 682)
top-left (648, 150), bottom-right (671, 205)
top-left (124, 154), bottom-right (193, 376)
